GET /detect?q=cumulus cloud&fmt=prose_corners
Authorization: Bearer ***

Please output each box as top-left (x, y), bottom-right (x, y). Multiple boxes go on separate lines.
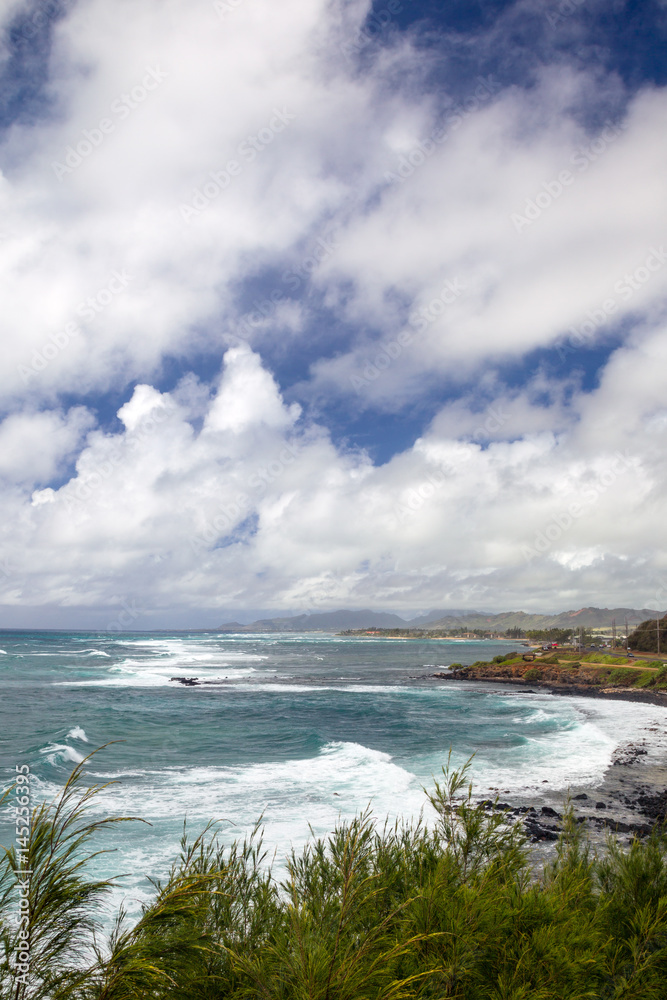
top-left (0, 344), bottom-right (666, 623)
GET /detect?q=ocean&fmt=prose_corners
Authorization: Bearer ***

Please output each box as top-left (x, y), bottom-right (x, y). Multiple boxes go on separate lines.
top-left (1, 629), bottom-right (665, 918)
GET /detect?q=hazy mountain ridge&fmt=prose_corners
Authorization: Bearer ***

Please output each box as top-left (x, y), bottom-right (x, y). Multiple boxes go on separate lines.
top-left (216, 607), bottom-right (658, 633)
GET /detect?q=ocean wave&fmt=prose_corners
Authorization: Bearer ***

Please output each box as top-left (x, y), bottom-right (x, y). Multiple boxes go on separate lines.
top-left (73, 740), bottom-right (426, 833)
top-left (54, 665), bottom-right (260, 687)
top-left (66, 726), bottom-right (90, 742)
top-left (39, 743), bottom-right (85, 767)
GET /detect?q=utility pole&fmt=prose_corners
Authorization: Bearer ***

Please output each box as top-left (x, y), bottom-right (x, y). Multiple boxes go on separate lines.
top-left (625, 618), bottom-right (629, 653)
top-left (658, 611), bottom-right (661, 656)
top-left (612, 618), bottom-right (616, 649)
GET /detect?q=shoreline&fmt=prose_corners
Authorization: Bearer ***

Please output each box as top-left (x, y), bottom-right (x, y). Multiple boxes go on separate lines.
top-left (433, 672), bottom-right (667, 708)
top-left (429, 674), bottom-right (667, 850)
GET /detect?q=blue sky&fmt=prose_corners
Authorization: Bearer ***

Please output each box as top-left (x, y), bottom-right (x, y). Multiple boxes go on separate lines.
top-left (0, 0), bottom-right (666, 627)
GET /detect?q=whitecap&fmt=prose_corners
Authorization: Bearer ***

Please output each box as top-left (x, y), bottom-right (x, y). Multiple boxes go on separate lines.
top-left (39, 743), bottom-right (85, 766)
top-left (66, 726), bottom-right (89, 742)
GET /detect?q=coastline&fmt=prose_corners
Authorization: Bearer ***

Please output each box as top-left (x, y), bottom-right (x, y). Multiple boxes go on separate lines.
top-left (433, 672), bottom-right (667, 708)
top-left (430, 673), bottom-right (667, 851)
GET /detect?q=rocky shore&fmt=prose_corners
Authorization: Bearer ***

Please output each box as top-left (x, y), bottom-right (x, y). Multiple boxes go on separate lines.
top-left (433, 671), bottom-right (667, 707)
top-left (465, 699), bottom-right (667, 855)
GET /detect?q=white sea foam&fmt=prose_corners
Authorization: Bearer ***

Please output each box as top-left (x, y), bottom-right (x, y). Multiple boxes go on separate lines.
top-left (57, 665), bottom-right (260, 688)
top-left (66, 726), bottom-right (89, 742)
top-left (443, 694), bottom-right (667, 794)
top-left (82, 741), bottom-right (428, 849)
top-left (39, 743), bottom-right (85, 766)
top-left (50, 739), bottom-right (430, 921)
top-left (54, 637), bottom-right (267, 687)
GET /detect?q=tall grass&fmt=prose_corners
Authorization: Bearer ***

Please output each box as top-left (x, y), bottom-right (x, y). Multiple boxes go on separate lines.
top-left (2, 752), bottom-right (666, 999)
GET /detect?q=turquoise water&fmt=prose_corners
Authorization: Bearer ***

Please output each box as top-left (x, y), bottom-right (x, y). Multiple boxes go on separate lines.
top-left (1, 629), bottom-right (662, 916)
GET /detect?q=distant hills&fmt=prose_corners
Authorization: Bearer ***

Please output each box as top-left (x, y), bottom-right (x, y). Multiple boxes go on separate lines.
top-left (216, 606), bottom-right (658, 633)
top-left (216, 609), bottom-right (466, 633)
top-left (419, 607), bottom-right (658, 631)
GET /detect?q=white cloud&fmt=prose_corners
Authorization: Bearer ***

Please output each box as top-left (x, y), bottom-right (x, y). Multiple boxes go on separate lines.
top-left (0, 0), bottom-right (666, 621)
top-left (0, 344), bottom-right (666, 619)
top-left (0, 406), bottom-right (93, 484)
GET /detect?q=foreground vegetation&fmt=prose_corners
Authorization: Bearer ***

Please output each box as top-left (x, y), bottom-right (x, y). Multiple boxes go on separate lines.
top-left (2, 753), bottom-right (667, 999)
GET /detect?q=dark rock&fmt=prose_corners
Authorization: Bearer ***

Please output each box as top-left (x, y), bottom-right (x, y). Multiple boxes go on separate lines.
top-left (573, 793), bottom-right (588, 800)
top-left (524, 817), bottom-right (560, 842)
top-left (541, 806), bottom-right (561, 818)
top-left (596, 802), bottom-right (606, 809)
top-left (634, 789), bottom-right (667, 823)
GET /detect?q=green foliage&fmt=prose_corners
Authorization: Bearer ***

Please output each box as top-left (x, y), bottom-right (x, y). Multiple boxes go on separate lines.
top-left (524, 628), bottom-right (573, 643)
top-left (627, 614), bottom-right (667, 653)
top-left (581, 653), bottom-right (630, 665)
top-left (523, 668), bottom-right (543, 682)
top-left (633, 670), bottom-right (657, 688)
top-left (448, 662), bottom-right (462, 669)
top-left (609, 667), bottom-right (640, 686)
top-left (2, 753), bottom-right (667, 1000)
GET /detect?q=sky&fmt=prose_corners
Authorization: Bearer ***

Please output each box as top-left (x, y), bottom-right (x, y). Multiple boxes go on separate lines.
top-left (0, 0), bottom-right (666, 629)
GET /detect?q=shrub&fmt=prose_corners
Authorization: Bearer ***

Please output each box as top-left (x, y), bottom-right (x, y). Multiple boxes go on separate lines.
top-left (633, 670), bottom-right (656, 688)
top-left (609, 667), bottom-right (638, 686)
top-left (4, 751), bottom-right (667, 1000)
top-left (523, 668), bottom-right (543, 682)
top-left (449, 662), bottom-right (462, 668)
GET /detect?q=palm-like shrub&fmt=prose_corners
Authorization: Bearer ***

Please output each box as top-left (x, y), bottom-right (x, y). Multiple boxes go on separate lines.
top-left (2, 751), bottom-right (666, 999)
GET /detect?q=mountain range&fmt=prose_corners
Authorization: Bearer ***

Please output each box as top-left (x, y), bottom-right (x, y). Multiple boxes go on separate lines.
top-left (216, 607), bottom-right (659, 633)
